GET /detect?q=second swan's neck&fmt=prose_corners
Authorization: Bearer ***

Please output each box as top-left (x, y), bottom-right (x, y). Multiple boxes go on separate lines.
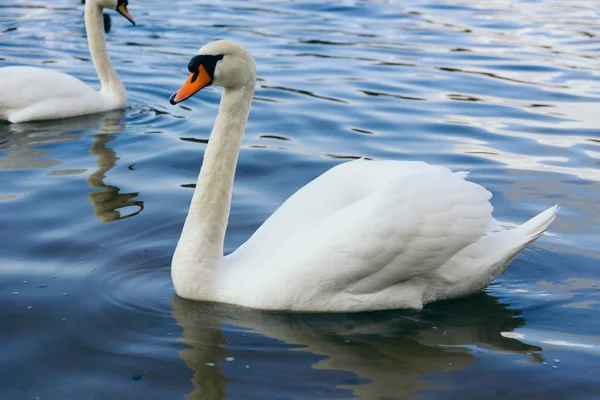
top-left (172, 82), bottom-right (255, 297)
top-left (84, 2), bottom-right (126, 102)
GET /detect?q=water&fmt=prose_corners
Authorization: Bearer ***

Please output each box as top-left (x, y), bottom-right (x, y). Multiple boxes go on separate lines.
top-left (1, 0), bottom-right (599, 398)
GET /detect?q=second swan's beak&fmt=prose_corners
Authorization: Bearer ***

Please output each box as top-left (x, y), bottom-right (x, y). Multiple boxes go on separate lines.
top-left (116, 0), bottom-right (135, 25)
top-left (170, 66), bottom-right (212, 105)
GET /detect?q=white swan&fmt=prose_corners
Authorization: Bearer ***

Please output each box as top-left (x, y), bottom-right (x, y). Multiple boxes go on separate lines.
top-left (0, 0), bottom-right (135, 123)
top-left (169, 40), bottom-right (559, 312)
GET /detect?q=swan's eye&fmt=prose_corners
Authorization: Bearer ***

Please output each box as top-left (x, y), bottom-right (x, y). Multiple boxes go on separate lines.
top-left (187, 54), bottom-right (225, 80)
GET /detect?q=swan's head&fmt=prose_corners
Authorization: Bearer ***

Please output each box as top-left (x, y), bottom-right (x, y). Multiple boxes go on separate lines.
top-left (91, 0), bottom-right (135, 25)
top-left (170, 40), bottom-right (256, 105)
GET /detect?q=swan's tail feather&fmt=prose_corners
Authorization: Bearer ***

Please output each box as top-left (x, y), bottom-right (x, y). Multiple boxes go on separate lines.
top-left (514, 205), bottom-right (559, 248)
top-left (425, 205), bottom-right (559, 303)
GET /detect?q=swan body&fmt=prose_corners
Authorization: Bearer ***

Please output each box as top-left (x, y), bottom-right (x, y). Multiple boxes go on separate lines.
top-left (0, 0), bottom-right (134, 123)
top-left (0, 66), bottom-right (122, 123)
top-left (169, 40), bottom-right (558, 312)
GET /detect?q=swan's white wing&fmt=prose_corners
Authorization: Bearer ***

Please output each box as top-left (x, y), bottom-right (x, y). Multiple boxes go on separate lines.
top-left (0, 66), bottom-right (100, 122)
top-left (231, 160), bottom-right (496, 295)
top-left (236, 160), bottom-right (434, 247)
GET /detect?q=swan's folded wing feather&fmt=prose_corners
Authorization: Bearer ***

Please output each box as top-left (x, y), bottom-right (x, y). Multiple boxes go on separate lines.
top-left (237, 161), bottom-right (496, 296)
top-left (341, 172), bottom-right (495, 294)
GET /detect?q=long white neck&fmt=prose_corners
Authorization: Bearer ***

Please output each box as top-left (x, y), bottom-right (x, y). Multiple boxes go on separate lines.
top-left (84, 2), bottom-right (126, 102)
top-left (172, 81), bottom-right (255, 299)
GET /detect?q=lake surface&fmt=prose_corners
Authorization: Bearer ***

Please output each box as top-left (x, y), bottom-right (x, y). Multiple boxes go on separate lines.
top-left (1, 0), bottom-right (599, 398)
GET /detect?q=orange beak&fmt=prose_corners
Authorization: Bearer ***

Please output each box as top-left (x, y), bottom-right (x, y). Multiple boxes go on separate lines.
top-left (116, 2), bottom-right (135, 25)
top-left (170, 65), bottom-right (212, 105)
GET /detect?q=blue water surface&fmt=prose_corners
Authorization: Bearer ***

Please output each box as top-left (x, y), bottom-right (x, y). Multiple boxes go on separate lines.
top-left (1, 0), bottom-right (599, 399)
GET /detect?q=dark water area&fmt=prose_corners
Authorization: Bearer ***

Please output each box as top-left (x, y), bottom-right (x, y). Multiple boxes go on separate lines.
top-left (1, 0), bottom-right (599, 398)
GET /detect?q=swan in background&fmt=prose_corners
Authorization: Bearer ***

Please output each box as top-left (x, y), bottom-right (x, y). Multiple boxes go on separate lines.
top-left (0, 0), bottom-right (135, 123)
top-left (169, 40), bottom-right (558, 312)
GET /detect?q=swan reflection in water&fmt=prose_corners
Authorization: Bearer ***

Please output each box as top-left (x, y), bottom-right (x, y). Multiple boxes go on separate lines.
top-left (87, 130), bottom-right (144, 222)
top-left (170, 293), bottom-right (542, 400)
top-left (0, 111), bottom-right (143, 222)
